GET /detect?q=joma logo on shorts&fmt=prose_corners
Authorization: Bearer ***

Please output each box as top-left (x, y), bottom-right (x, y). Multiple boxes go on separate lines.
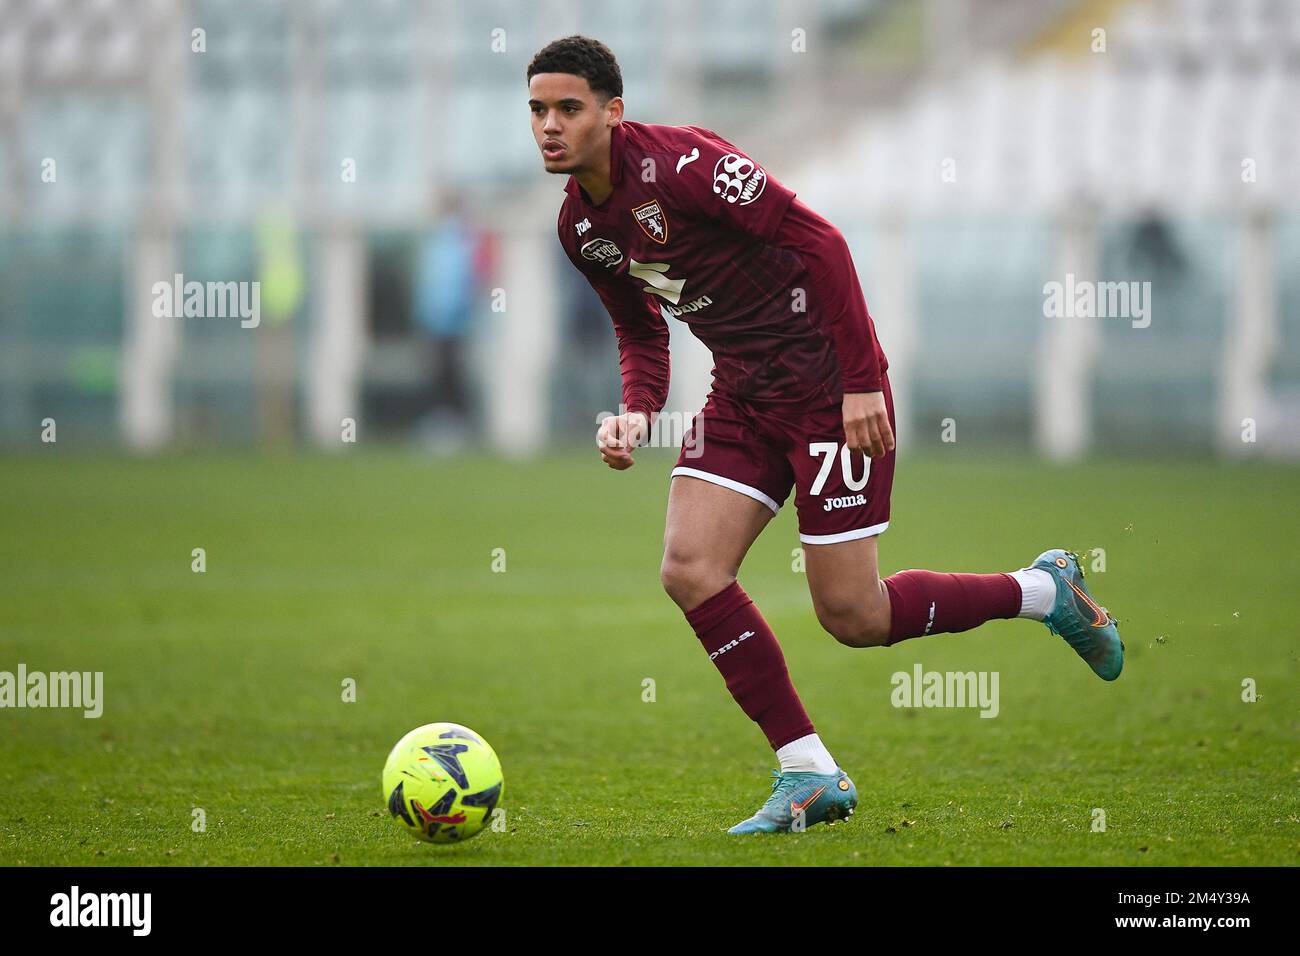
top-left (709, 630), bottom-right (755, 660)
top-left (822, 494), bottom-right (867, 512)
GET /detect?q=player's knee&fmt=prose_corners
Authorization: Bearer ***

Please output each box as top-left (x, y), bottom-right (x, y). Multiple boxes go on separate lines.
top-left (816, 598), bottom-right (890, 648)
top-left (659, 551), bottom-right (733, 611)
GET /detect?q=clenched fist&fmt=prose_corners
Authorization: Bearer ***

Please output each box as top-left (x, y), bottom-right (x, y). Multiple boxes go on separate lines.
top-left (596, 411), bottom-right (650, 470)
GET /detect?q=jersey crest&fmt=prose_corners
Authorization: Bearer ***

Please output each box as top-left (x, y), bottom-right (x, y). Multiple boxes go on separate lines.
top-left (632, 199), bottom-right (669, 245)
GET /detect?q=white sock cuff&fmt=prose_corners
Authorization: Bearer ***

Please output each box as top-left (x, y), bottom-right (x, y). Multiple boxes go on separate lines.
top-left (776, 733), bottom-right (838, 775)
top-left (1008, 567), bottom-right (1055, 621)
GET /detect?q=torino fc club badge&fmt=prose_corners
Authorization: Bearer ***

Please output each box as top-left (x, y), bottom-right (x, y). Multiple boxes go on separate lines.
top-left (632, 199), bottom-right (669, 244)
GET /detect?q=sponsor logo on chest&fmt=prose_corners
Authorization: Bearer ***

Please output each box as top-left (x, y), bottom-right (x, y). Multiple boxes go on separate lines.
top-left (580, 237), bottom-right (624, 269)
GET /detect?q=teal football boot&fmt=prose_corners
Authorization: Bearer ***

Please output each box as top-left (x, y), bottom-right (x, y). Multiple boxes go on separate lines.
top-left (1031, 549), bottom-right (1124, 681)
top-left (727, 768), bottom-right (857, 834)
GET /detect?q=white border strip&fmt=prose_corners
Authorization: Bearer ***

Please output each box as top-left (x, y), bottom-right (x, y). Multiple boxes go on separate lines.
top-left (670, 466), bottom-right (781, 515)
top-left (800, 521), bottom-right (890, 545)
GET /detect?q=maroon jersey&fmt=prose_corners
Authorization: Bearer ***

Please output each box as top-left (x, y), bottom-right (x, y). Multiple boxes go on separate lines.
top-left (555, 119), bottom-right (888, 418)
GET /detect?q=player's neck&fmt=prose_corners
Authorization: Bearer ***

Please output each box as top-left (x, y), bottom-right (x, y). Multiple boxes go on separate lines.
top-left (575, 140), bottom-right (614, 206)
top-left (576, 171), bottom-right (613, 206)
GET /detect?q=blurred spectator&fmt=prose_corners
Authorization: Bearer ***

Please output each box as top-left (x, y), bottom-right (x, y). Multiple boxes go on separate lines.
top-left (412, 194), bottom-right (495, 451)
top-left (255, 205), bottom-right (304, 448)
top-left (1126, 213), bottom-right (1188, 278)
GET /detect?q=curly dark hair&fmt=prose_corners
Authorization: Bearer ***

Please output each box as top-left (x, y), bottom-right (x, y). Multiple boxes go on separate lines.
top-left (526, 35), bottom-right (623, 104)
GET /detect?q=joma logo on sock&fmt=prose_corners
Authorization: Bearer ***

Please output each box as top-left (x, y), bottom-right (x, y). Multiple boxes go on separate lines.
top-left (890, 664), bottom-right (1000, 718)
top-left (710, 630), bottom-right (755, 660)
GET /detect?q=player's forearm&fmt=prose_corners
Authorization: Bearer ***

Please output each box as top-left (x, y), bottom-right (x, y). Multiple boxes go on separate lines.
top-left (594, 281), bottom-right (672, 419)
top-left (617, 329), bottom-right (671, 420)
top-left (811, 271), bottom-right (882, 393)
top-left (771, 198), bottom-right (885, 392)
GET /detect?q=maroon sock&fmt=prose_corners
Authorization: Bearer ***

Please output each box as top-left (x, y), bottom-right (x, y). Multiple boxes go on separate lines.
top-left (684, 581), bottom-right (815, 751)
top-left (882, 570), bottom-right (1021, 645)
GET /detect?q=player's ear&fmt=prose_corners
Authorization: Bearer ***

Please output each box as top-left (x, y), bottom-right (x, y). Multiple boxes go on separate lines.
top-left (604, 95), bottom-right (624, 126)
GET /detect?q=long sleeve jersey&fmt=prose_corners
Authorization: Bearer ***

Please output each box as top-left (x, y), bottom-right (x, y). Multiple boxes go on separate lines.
top-left (556, 120), bottom-right (888, 420)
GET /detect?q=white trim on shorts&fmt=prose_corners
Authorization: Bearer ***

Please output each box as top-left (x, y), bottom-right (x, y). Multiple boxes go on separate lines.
top-left (799, 521), bottom-right (890, 545)
top-left (670, 466), bottom-right (782, 515)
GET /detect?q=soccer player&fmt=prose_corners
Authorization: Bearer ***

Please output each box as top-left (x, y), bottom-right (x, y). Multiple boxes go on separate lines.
top-left (527, 36), bottom-right (1124, 834)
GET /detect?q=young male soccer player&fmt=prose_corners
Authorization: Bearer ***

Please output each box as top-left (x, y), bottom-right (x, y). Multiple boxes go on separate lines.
top-left (528, 35), bottom-right (1124, 834)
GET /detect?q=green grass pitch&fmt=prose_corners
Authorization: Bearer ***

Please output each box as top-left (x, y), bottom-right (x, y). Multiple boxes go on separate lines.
top-left (1, 450), bottom-right (1296, 866)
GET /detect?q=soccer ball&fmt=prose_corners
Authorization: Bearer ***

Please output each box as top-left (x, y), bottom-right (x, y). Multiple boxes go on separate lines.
top-left (382, 722), bottom-right (504, 844)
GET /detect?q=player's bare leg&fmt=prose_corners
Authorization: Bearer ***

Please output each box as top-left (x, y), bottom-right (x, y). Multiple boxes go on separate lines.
top-left (660, 473), bottom-right (772, 614)
top-left (804, 535), bottom-right (1124, 679)
top-left (664, 475), bottom-right (858, 833)
top-left (804, 534), bottom-right (892, 647)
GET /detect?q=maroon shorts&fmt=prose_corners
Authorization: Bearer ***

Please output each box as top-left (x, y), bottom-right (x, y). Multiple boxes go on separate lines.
top-left (672, 373), bottom-right (896, 544)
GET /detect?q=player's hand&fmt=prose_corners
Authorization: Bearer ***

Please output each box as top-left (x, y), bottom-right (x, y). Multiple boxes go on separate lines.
top-left (596, 412), bottom-right (650, 470)
top-left (843, 391), bottom-right (894, 459)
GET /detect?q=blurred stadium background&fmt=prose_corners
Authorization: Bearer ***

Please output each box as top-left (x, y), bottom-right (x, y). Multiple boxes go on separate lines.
top-left (4, 0), bottom-right (1299, 868)
top-left (2, 0), bottom-right (1298, 459)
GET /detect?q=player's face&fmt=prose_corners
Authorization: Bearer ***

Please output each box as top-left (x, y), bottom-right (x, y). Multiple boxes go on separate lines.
top-left (527, 74), bottom-right (618, 174)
